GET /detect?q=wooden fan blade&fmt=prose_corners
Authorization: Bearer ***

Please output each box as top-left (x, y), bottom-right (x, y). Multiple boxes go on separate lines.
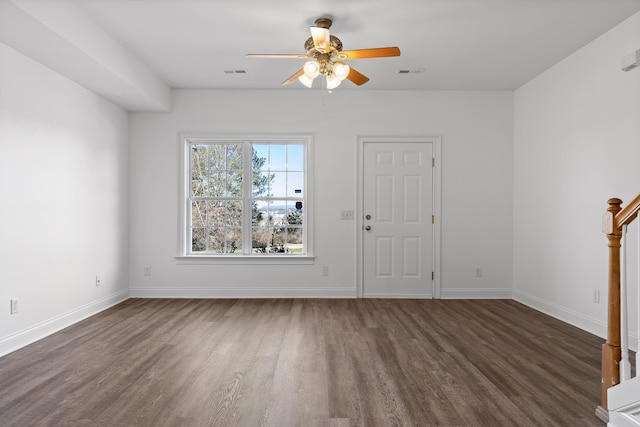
top-left (310, 26), bottom-right (330, 52)
top-left (282, 68), bottom-right (305, 85)
top-left (338, 47), bottom-right (401, 60)
top-left (347, 68), bottom-right (370, 86)
top-left (246, 53), bottom-right (310, 59)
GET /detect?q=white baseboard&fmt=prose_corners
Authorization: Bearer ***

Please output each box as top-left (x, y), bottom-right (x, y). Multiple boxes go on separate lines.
top-left (513, 289), bottom-right (607, 339)
top-left (0, 289), bottom-right (130, 357)
top-left (129, 286), bottom-right (357, 299)
top-left (514, 290), bottom-right (640, 351)
top-left (440, 288), bottom-right (513, 299)
top-left (363, 293), bottom-right (433, 299)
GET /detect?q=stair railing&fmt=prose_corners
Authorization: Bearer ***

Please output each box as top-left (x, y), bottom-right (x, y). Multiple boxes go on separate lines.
top-left (598, 194), bottom-right (640, 418)
top-left (620, 221), bottom-right (637, 383)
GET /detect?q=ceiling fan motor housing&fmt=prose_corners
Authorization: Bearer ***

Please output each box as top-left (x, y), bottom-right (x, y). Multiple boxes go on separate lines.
top-left (304, 35), bottom-right (343, 54)
top-left (314, 18), bottom-right (333, 29)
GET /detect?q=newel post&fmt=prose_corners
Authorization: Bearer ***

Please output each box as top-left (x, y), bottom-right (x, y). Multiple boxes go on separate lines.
top-left (599, 197), bottom-right (623, 413)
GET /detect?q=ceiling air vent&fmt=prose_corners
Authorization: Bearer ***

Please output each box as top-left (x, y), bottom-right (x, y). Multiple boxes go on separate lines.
top-left (224, 69), bottom-right (248, 74)
top-left (398, 69), bottom-right (425, 74)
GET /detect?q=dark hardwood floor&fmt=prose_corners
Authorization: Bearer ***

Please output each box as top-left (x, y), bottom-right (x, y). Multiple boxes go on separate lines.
top-left (0, 299), bottom-right (607, 426)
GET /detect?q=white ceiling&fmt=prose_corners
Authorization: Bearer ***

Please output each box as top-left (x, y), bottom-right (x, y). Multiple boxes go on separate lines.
top-left (2, 0), bottom-right (640, 110)
top-left (67, 0), bottom-right (640, 91)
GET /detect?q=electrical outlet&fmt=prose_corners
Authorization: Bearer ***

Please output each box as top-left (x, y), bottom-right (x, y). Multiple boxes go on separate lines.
top-left (144, 266), bottom-right (151, 276)
top-left (322, 266), bottom-right (329, 276)
top-left (96, 276), bottom-right (101, 287)
top-left (593, 290), bottom-right (600, 303)
top-left (10, 298), bottom-right (18, 314)
top-left (475, 267), bottom-right (482, 277)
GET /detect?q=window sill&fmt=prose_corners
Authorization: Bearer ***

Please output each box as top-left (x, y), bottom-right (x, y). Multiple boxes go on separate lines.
top-left (175, 255), bottom-right (315, 265)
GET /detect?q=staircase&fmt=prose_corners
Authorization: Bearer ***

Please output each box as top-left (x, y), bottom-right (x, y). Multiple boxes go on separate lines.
top-left (609, 378), bottom-right (640, 427)
top-left (599, 196), bottom-right (640, 427)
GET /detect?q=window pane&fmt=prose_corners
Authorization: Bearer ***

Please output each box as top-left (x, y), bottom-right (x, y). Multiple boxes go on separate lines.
top-left (205, 201), bottom-right (225, 227)
top-left (251, 226), bottom-right (289, 253)
top-left (284, 204), bottom-right (303, 228)
top-left (270, 224), bottom-right (286, 251)
top-left (192, 201), bottom-right (207, 227)
top-left (200, 227), bottom-right (243, 254)
top-left (225, 200), bottom-right (243, 226)
top-left (287, 145), bottom-right (304, 170)
top-left (205, 229), bottom-right (239, 252)
top-left (219, 227), bottom-right (242, 253)
top-left (227, 227), bottom-right (243, 253)
top-left (269, 145), bottom-right (286, 170)
top-left (286, 227), bottom-right (303, 253)
top-left (205, 228), bottom-right (221, 253)
top-left (251, 225), bottom-right (302, 254)
top-left (283, 202), bottom-right (303, 253)
top-left (191, 174), bottom-right (205, 197)
top-left (226, 144), bottom-right (243, 170)
top-left (268, 199), bottom-right (288, 225)
top-left (199, 170), bottom-right (222, 197)
top-left (285, 202), bottom-right (303, 253)
top-left (252, 200), bottom-right (267, 226)
top-left (252, 226), bottom-right (271, 253)
top-left (252, 199), bottom-right (287, 253)
top-left (226, 169), bottom-right (243, 197)
top-left (191, 144), bottom-right (243, 197)
top-left (252, 171), bottom-right (273, 197)
top-left (191, 227), bottom-right (206, 252)
top-left (200, 200), bottom-right (242, 228)
top-left (272, 199), bottom-right (290, 254)
top-left (191, 145), bottom-right (207, 197)
top-left (205, 144), bottom-right (226, 172)
top-left (252, 145), bottom-right (271, 197)
top-left (253, 145), bottom-right (269, 171)
top-left (270, 172), bottom-right (287, 197)
top-left (287, 172), bottom-right (304, 197)
top-left (226, 145), bottom-right (243, 196)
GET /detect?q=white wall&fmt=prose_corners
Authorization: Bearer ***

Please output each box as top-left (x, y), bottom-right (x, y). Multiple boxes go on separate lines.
top-left (513, 12), bottom-right (640, 340)
top-left (129, 89), bottom-right (514, 298)
top-left (0, 43), bottom-right (130, 356)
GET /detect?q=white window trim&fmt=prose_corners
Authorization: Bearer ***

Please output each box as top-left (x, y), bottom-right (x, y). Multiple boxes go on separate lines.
top-left (177, 133), bottom-right (314, 264)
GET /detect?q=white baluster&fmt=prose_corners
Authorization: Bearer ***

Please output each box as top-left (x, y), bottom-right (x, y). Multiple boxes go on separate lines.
top-left (637, 218), bottom-right (640, 378)
top-left (620, 224), bottom-right (631, 381)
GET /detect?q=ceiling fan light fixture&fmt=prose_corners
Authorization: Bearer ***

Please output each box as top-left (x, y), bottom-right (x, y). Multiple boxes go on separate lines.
top-left (298, 73), bottom-right (315, 88)
top-left (333, 62), bottom-right (350, 80)
top-left (300, 60), bottom-right (321, 87)
top-left (303, 60), bottom-right (320, 78)
top-left (326, 73), bottom-right (342, 90)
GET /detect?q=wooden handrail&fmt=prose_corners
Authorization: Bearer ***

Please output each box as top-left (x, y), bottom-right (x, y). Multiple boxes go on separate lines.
top-left (597, 194), bottom-right (640, 420)
top-left (615, 193), bottom-right (640, 228)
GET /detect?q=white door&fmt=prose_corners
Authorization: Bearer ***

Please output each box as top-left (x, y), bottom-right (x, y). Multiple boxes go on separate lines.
top-left (363, 141), bottom-right (434, 298)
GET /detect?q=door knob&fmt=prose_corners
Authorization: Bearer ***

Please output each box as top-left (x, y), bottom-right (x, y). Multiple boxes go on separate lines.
top-left (365, 225), bottom-right (371, 231)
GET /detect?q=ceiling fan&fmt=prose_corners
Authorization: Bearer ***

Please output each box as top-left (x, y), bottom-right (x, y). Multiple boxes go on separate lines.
top-left (246, 18), bottom-right (401, 89)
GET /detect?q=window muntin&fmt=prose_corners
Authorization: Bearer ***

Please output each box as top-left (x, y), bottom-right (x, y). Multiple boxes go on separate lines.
top-left (185, 138), bottom-right (307, 256)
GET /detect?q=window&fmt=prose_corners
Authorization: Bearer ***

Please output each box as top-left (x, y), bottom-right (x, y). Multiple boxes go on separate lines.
top-left (180, 135), bottom-right (311, 258)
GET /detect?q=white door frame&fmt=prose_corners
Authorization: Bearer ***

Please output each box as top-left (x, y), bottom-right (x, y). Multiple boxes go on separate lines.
top-left (356, 135), bottom-right (442, 298)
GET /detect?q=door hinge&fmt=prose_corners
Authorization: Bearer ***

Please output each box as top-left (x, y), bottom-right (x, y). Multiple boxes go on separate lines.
top-left (431, 215), bottom-right (435, 224)
top-left (432, 157), bottom-right (435, 167)
top-left (432, 271), bottom-right (434, 280)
